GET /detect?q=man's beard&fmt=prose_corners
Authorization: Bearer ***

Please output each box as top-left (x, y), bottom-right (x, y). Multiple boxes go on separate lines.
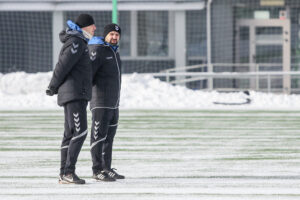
top-left (109, 39), bottom-right (118, 45)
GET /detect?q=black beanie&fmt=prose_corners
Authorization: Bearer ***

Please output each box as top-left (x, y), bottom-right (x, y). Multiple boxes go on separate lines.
top-left (75, 14), bottom-right (95, 28)
top-left (103, 23), bottom-right (121, 38)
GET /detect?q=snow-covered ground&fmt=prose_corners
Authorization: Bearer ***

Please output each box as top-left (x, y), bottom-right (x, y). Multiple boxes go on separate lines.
top-left (0, 72), bottom-right (299, 110)
top-left (1, 72), bottom-right (300, 199)
top-left (1, 110), bottom-right (300, 200)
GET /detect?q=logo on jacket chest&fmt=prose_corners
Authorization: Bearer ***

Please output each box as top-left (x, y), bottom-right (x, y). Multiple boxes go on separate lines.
top-left (90, 51), bottom-right (97, 61)
top-left (106, 56), bottom-right (113, 60)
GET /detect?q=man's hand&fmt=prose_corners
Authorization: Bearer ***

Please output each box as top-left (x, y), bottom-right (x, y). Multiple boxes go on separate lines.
top-left (46, 87), bottom-right (57, 96)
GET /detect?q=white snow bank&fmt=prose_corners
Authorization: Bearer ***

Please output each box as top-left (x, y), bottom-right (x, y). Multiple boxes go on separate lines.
top-left (0, 72), bottom-right (299, 110)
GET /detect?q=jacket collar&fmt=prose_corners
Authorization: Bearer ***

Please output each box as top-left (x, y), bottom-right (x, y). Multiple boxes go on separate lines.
top-left (88, 36), bottom-right (119, 52)
top-left (66, 20), bottom-right (89, 42)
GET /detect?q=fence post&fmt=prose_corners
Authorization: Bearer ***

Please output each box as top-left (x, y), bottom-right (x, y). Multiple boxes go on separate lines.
top-left (166, 71), bottom-right (170, 83)
top-left (267, 74), bottom-right (271, 93)
top-left (208, 63), bottom-right (213, 90)
top-left (256, 64), bottom-right (259, 90)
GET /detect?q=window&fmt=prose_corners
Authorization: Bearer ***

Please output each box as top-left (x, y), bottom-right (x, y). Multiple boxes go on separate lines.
top-left (186, 10), bottom-right (207, 58)
top-left (137, 11), bottom-right (168, 56)
top-left (0, 12), bottom-right (52, 73)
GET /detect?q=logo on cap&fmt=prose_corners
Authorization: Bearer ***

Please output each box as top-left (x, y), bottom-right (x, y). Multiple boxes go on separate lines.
top-left (115, 25), bottom-right (119, 31)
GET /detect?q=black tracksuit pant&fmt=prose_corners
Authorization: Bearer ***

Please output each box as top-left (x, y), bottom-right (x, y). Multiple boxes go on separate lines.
top-left (60, 100), bottom-right (88, 175)
top-left (90, 108), bottom-right (119, 174)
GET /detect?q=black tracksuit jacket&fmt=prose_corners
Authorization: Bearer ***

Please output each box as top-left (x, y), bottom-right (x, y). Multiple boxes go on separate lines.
top-left (48, 28), bottom-right (92, 106)
top-left (88, 37), bottom-right (122, 110)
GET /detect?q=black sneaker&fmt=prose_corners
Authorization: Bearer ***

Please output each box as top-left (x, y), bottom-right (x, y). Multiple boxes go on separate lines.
top-left (62, 173), bottom-right (85, 184)
top-left (93, 171), bottom-right (116, 182)
top-left (104, 168), bottom-right (125, 179)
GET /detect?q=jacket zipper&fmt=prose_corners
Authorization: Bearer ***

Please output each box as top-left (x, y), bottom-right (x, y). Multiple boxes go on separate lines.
top-left (109, 46), bottom-right (121, 108)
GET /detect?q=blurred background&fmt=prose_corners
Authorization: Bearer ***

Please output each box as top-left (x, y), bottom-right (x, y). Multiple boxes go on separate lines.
top-left (1, 0), bottom-right (300, 93)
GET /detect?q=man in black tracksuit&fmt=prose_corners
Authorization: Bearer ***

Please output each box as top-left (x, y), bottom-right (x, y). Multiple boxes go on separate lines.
top-left (46, 14), bottom-right (96, 184)
top-left (88, 23), bottom-right (125, 181)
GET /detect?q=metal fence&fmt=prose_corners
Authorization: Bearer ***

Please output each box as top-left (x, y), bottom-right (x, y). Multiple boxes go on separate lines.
top-left (148, 63), bottom-right (300, 94)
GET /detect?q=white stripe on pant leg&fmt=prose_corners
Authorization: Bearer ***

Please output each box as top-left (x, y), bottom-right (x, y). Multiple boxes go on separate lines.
top-left (71, 129), bottom-right (88, 141)
top-left (61, 145), bottom-right (69, 149)
top-left (109, 123), bottom-right (118, 127)
top-left (91, 106), bottom-right (118, 111)
top-left (90, 135), bottom-right (107, 149)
